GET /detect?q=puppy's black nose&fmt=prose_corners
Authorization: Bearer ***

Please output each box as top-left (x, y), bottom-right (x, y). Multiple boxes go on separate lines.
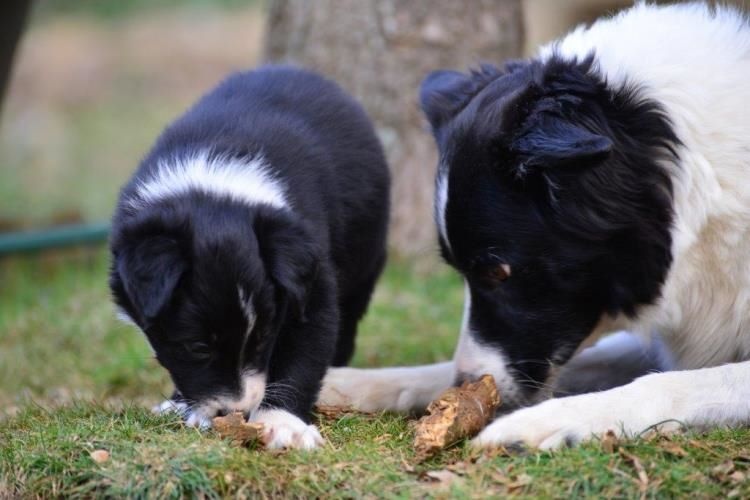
top-left (216, 408), bottom-right (229, 417)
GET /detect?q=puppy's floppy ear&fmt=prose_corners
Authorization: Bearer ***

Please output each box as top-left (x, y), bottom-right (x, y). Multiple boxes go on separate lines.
top-left (420, 70), bottom-right (475, 132)
top-left (255, 213), bottom-right (320, 322)
top-left (116, 236), bottom-right (187, 323)
top-left (512, 113), bottom-right (613, 172)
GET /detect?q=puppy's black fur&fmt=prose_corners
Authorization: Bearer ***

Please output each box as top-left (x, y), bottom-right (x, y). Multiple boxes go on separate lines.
top-left (110, 66), bottom-right (389, 423)
top-left (421, 57), bottom-right (679, 396)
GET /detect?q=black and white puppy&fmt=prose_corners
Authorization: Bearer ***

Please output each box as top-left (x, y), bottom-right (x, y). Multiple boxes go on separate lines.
top-left (320, 2), bottom-right (750, 448)
top-left (110, 66), bottom-right (389, 449)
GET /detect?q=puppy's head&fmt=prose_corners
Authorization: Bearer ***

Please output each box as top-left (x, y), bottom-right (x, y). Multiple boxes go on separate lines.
top-left (110, 197), bottom-right (319, 417)
top-left (420, 57), bottom-right (678, 408)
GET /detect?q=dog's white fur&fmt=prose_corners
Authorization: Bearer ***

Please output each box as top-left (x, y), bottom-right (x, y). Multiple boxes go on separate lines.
top-left (435, 164), bottom-right (451, 251)
top-left (130, 150), bottom-right (289, 211)
top-left (320, 2), bottom-right (750, 448)
top-left (253, 408), bottom-right (324, 450)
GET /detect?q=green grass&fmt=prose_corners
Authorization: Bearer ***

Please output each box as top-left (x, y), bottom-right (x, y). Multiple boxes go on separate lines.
top-left (2, 251), bottom-right (750, 498)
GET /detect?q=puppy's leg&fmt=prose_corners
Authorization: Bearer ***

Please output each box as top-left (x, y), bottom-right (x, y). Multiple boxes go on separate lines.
top-left (332, 252), bottom-right (386, 367)
top-left (474, 360), bottom-right (750, 450)
top-left (318, 361), bottom-right (456, 413)
top-left (250, 277), bottom-right (337, 450)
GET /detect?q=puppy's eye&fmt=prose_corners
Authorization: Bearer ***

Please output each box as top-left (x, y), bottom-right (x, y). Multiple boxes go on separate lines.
top-left (472, 255), bottom-right (511, 288)
top-left (184, 341), bottom-right (212, 359)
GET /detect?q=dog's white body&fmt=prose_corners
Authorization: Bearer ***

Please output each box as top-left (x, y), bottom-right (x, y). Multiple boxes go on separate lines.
top-left (320, 2), bottom-right (750, 448)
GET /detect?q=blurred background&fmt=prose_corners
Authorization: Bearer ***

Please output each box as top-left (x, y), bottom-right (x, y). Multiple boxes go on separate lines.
top-left (1, 0), bottom-right (748, 411)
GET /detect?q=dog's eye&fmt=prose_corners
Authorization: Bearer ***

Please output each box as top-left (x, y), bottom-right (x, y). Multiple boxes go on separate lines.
top-left (472, 255), bottom-right (511, 288)
top-left (184, 341), bottom-right (212, 360)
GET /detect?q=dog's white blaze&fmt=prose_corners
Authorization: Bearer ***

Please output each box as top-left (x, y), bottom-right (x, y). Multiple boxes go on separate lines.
top-left (453, 282), bottom-right (525, 406)
top-left (131, 150), bottom-right (288, 210)
top-left (217, 370), bottom-right (267, 413)
top-left (435, 170), bottom-right (450, 251)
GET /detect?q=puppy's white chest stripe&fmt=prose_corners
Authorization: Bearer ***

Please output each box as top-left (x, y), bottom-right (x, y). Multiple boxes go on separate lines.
top-left (131, 150), bottom-right (288, 210)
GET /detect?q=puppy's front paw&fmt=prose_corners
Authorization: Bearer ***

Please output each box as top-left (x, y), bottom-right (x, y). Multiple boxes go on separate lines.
top-left (253, 409), bottom-right (324, 450)
top-left (152, 399), bottom-right (188, 416)
top-left (153, 400), bottom-right (215, 430)
top-left (184, 409), bottom-right (214, 430)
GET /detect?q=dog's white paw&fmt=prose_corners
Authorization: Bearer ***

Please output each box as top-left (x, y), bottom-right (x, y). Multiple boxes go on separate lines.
top-left (153, 400), bottom-right (215, 430)
top-left (152, 399), bottom-right (188, 415)
top-left (473, 377), bottom-right (681, 450)
top-left (184, 410), bottom-right (214, 430)
top-left (253, 409), bottom-right (324, 450)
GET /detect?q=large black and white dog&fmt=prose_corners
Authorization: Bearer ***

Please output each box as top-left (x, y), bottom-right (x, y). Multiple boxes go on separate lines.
top-left (320, 2), bottom-right (750, 448)
top-left (110, 66), bottom-right (389, 449)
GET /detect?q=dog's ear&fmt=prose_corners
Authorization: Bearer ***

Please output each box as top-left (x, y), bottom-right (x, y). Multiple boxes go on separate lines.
top-left (512, 113), bottom-right (613, 173)
top-left (116, 236), bottom-right (187, 323)
top-left (255, 214), bottom-right (320, 322)
top-left (420, 70), bottom-right (476, 132)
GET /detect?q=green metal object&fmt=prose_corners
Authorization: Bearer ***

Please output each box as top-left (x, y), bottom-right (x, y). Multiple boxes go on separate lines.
top-left (0, 222), bottom-right (110, 256)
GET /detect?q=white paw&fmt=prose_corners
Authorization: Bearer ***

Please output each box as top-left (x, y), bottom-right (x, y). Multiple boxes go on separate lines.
top-left (184, 409), bottom-right (214, 430)
top-left (152, 399), bottom-right (188, 415)
top-left (253, 409), bottom-right (324, 450)
top-left (153, 400), bottom-right (214, 430)
top-left (473, 378), bottom-right (681, 450)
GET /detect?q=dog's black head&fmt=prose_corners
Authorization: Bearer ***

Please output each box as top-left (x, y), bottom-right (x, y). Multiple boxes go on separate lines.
top-left (110, 195), bottom-right (319, 417)
top-left (421, 57), bottom-right (679, 407)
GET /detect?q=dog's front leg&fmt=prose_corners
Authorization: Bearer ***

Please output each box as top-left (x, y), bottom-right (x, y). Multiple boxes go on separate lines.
top-left (474, 360), bottom-right (750, 450)
top-left (318, 361), bottom-right (456, 413)
top-left (250, 281), bottom-right (339, 450)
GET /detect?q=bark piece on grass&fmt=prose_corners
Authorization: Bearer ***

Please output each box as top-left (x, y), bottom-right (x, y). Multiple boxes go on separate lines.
top-left (213, 412), bottom-right (264, 447)
top-left (414, 374), bottom-right (501, 461)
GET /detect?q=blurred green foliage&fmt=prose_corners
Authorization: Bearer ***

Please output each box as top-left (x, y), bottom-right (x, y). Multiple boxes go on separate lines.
top-left (32, 0), bottom-right (262, 21)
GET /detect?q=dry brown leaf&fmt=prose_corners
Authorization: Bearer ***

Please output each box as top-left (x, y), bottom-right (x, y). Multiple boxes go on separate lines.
top-left (413, 375), bottom-right (501, 461)
top-left (507, 473), bottom-right (533, 493)
top-left (90, 449), bottom-right (110, 463)
top-left (419, 469), bottom-right (461, 487)
top-left (446, 461), bottom-right (471, 475)
top-left (729, 470), bottom-right (746, 483)
top-left (712, 460), bottom-right (736, 482)
top-left (660, 441), bottom-right (688, 458)
top-left (601, 430), bottom-right (619, 453)
top-left (374, 433), bottom-right (393, 444)
top-left (212, 412), bottom-right (264, 446)
top-left (620, 449), bottom-right (649, 492)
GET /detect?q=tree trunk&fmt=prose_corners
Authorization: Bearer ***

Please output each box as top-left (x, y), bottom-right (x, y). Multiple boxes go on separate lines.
top-left (265, 0), bottom-right (523, 257)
